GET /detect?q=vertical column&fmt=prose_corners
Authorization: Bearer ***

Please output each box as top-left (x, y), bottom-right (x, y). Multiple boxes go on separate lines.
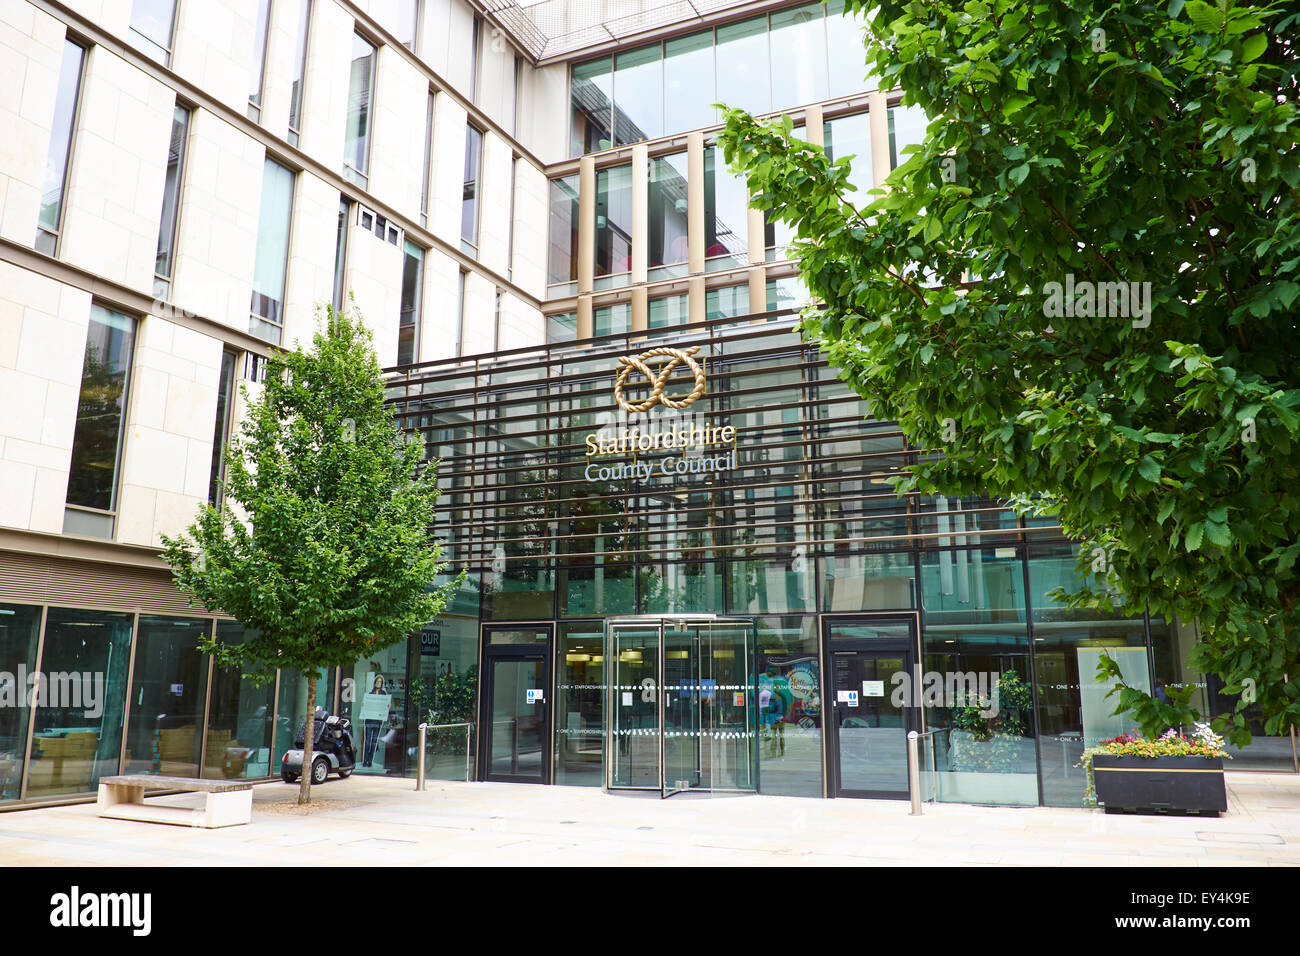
top-left (578, 155), bottom-right (596, 293)
top-left (631, 143), bottom-right (649, 285)
top-left (631, 286), bottom-right (648, 335)
top-left (577, 295), bottom-right (593, 339)
top-left (804, 104), bottom-right (825, 147)
top-left (687, 132), bottom-right (705, 275)
top-left (869, 91), bottom-right (891, 187)
top-left (688, 275), bottom-right (706, 326)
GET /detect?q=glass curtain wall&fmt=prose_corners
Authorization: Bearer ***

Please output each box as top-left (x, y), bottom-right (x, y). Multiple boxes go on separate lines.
top-left (547, 175), bottom-right (580, 297)
top-left (613, 46), bottom-right (662, 146)
top-left (769, 4), bottom-right (827, 111)
top-left (123, 616), bottom-right (210, 776)
top-left (714, 16), bottom-right (770, 117)
top-left (0, 604), bottom-right (42, 802)
top-left (406, 578), bottom-right (481, 780)
top-left (648, 153), bottom-right (689, 280)
top-left (824, 112), bottom-right (876, 199)
top-left (570, 57), bottom-right (613, 156)
top-left (704, 146), bottom-right (749, 269)
top-left (555, 621), bottom-right (605, 785)
top-left (664, 33), bottom-right (715, 133)
top-left (203, 622), bottom-right (276, 780)
top-left (594, 164), bottom-right (633, 288)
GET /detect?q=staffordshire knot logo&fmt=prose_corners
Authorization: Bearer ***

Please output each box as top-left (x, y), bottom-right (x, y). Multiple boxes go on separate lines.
top-left (613, 346), bottom-right (706, 413)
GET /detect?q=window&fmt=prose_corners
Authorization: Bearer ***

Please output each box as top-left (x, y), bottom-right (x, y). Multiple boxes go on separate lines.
top-left (493, 288), bottom-right (503, 352)
top-left (705, 284), bottom-right (749, 322)
top-left (249, 158), bottom-right (295, 345)
top-left (153, 104), bottom-right (191, 298)
top-left (593, 302), bottom-right (631, 337)
top-left (766, 275), bottom-right (811, 314)
top-left (419, 91), bottom-right (434, 227)
top-left (715, 17), bottom-right (769, 117)
top-left (470, 16), bottom-right (481, 101)
top-left (343, 33), bottom-right (377, 187)
top-left (373, 0), bottom-right (419, 51)
top-left (287, 0), bottom-right (312, 146)
top-left (823, 112), bottom-right (875, 198)
top-left (888, 105), bottom-right (929, 170)
top-left (398, 240), bottom-right (423, 365)
top-left (248, 0), bottom-right (272, 121)
top-left (455, 269), bottom-right (467, 355)
top-left (703, 145), bottom-right (748, 269)
top-left (764, 122), bottom-right (804, 259)
top-left (648, 293), bottom-right (689, 330)
top-left (511, 56), bottom-right (521, 136)
top-left (664, 33), bottom-right (714, 134)
top-left (209, 350), bottom-right (238, 505)
top-left (769, 4), bottom-right (827, 111)
top-left (547, 311), bottom-right (576, 344)
top-left (507, 156), bottom-right (517, 279)
top-left (332, 196), bottom-right (349, 312)
top-left (594, 163), bottom-right (632, 288)
top-left (128, 0), bottom-right (177, 65)
top-left (461, 124), bottom-right (483, 253)
top-left (64, 304), bottom-right (137, 538)
top-left (826, 0), bottom-right (875, 97)
top-left (35, 39), bottom-right (85, 256)
top-left (546, 174), bottom-right (579, 296)
top-left (613, 45), bottom-right (662, 146)
top-left (570, 57), bottom-right (612, 157)
top-left (649, 152), bottom-right (689, 280)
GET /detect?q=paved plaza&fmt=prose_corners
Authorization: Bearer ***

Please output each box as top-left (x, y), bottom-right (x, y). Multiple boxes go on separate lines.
top-left (0, 772), bottom-right (1298, 866)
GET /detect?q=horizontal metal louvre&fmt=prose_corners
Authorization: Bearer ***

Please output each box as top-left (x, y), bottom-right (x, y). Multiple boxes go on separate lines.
top-left (0, 551), bottom-right (209, 615)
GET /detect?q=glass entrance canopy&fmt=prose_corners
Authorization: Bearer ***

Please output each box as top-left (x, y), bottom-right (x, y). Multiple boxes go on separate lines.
top-left (606, 616), bottom-right (757, 797)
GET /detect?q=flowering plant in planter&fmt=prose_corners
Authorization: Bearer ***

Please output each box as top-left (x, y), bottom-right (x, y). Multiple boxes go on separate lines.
top-left (1079, 724), bottom-right (1229, 806)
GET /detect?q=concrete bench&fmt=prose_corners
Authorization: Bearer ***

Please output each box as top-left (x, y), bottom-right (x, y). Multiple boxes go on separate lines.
top-left (97, 775), bottom-right (254, 828)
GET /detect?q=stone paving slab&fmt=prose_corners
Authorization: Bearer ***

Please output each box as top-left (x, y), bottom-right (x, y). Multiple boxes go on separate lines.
top-left (0, 771), bottom-right (1296, 866)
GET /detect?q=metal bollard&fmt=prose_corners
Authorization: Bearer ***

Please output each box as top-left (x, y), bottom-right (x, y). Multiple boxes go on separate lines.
top-left (907, 730), bottom-right (922, 816)
top-left (416, 723), bottom-right (428, 791)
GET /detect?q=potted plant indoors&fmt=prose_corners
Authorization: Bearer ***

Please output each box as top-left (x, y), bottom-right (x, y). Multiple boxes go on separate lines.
top-left (1078, 654), bottom-right (1229, 814)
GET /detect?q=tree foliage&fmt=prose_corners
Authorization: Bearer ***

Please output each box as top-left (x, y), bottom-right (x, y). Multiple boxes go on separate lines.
top-left (719, 0), bottom-right (1300, 743)
top-left (162, 306), bottom-right (457, 800)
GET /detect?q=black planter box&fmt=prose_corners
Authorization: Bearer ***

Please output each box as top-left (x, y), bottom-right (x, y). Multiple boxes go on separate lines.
top-left (1093, 754), bottom-right (1227, 815)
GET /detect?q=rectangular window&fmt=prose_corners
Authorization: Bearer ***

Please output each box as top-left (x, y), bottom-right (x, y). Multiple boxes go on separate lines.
top-left (153, 104), bottom-right (191, 298)
top-left (705, 284), bottom-right (749, 322)
top-left (287, 0), bottom-right (313, 146)
top-left (546, 174), bottom-right (579, 296)
top-left (398, 240), bottom-right (423, 365)
top-left (664, 33), bottom-right (714, 134)
top-left (826, 0), bottom-right (875, 97)
top-left (764, 122), bottom-right (804, 259)
top-left (715, 17), bottom-right (769, 117)
top-left (250, 158), bottom-right (295, 345)
top-left (470, 16), bottom-right (481, 101)
top-left (461, 124), bottom-right (483, 253)
top-left (507, 156), bottom-right (517, 280)
top-left (648, 152), bottom-right (689, 280)
top-left (64, 304), bottom-right (137, 538)
top-left (593, 302), bottom-right (630, 337)
top-left (648, 293), bottom-right (688, 330)
top-left (419, 91), bottom-right (434, 227)
top-left (343, 33), bottom-right (377, 186)
top-left (123, 615), bottom-right (211, 777)
top-left (248, 0), bottom-right (272, 121)
top-left (332, 196), bottom-right (349, 313)
top-left (613, 44), bottom-right (662, 146)
top-left (888, 105), bottom-right (929, 170)
top-left (766, 275), bottom-right (810, 314)
top-left (703, 145), bottom-right (748, 270)
top-left (546, 311), bottom-right (577, 343)
top-left (824, 112), bottom-right (875, 196)
top-left (594, 163), bottom-right (632, 288)
top-left (511, 56), bottom-right (521, 136)
top-left (35, 39), bottom-right (86, 257)
top-left (128, 0), bottom-right (177, 65)
top-left (373, 0), bottom-right (419, 51)
top-left (570, 57), bottom-right (612, 157)
top-left (455, 269), bottom-right (467, 355)
top-left (769, 4), bottom-right (827, 111)
top-left (0, 603), bottom-right (41, 802)
top-left (209, 350), bottom-right (237, 505)
top-left (493, 288), bottom-right (503, 352)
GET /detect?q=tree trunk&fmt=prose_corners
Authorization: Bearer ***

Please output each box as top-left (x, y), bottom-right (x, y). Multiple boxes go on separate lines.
top-left (299, 674), bottom-right (317, 806)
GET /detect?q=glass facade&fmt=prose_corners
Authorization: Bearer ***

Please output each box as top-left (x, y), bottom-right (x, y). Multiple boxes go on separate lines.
top-left (547, 175), bottom-right (579, 296)
top-left (594, 164), bottom-right (632, 288)
top-left (648, 153), bottom-right (690, 280)
top-left (704, 145), bottom-right (748, 270)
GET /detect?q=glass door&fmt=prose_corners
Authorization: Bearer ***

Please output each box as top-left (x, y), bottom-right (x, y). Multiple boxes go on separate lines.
top-left (823, 617), bottom-right (919, 799)
top-left (661, 622), bottom-right (701, 796)
top-left (608, 621), bottom-right (660, 788)
top-left (480, 627), bottom-right (552, 784)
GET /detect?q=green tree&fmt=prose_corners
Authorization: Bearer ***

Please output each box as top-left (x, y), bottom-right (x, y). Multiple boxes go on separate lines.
top-left (719, 0), bottom-right (1300, 743)
top-left (162, 306), bottom-right (458, 803)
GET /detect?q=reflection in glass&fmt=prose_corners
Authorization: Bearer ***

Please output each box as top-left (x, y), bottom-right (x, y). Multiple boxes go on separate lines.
top-left (649, 153), bottom-right (689, 279)
top-left (36, 40), bottom-right (85, 254)
top-left (664, 33), bottom-right (715, 133)
top-left (488, 658), bottom-right (545, 778)
top-left (826, 0), bottom-right (875, 97)
top-left (250, 158), bottom-right (294, 342)
top-left (547, 311), bottom-right (577, 343)
top-left (66, 305), bottom-right (137, 514)
top-left (756, 617), bottom-right (822, 796)
top-left (547, 175), bottom-right (580, 291)
top-left (274, 668), bottom-right (335, 768)
top-left (154, 105), bottom-right (190, 293)
top-left (594, 164), bottom-right (632, 283)
top-left (648, 294), bottom-right (688, 330)
top-left (570, 57), bottom-right (613, 156)
top-left (824, 112), bottom-right (876, 198)
top-left (704, 146), bottom-right (749, 268)
top-left (124, 616), bottom-right (209, 775)
top-left (203, 622), bottom-right (275, 779)
top-left (556, 624), bottom-right (604, 785)
top-left (0, 604), bottom-right (42, 801)
top-left (398, 240), bottom-right (423, 365)
top-left (461, 125), bottom-right (483, 249)
top-left (715, 16), bottom-right (770, 116)
top-left (614, 45), bottom-right (662, 146)
top-left (127, 0), bottom-right (176, 63)
top-left (705, 284), bottom-right (748, 322)
top-left (609, 624), bottom-right (659, 787)
top-left (287, 0), bottom-right (313, 144)
top-left (769, 4), bottom-right (827, 111)
top-left (343, 33), bottom-right (376, 182)
top-left (26, 607), bottom-right (132, 797)
top-left (248, 0), bottom-right (272, 118)
top-left (888, 104), bottom-right (929, 170)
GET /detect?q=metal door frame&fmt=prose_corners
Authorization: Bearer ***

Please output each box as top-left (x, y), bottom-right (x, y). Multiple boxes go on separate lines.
top-left (820, 612), bottom-right (923, 800)
top-left (477, 623), bottom-right (554, 784)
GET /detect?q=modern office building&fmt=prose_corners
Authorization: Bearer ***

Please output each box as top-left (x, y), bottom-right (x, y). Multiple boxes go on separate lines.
top-left (0, 0), bottom-right (1293, 810)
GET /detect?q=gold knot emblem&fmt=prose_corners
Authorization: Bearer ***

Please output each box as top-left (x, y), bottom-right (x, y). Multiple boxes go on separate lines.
top-left (614, 346), bottom-right (706, 413)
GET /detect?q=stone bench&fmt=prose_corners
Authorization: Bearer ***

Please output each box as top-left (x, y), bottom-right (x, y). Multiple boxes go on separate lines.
top-left (96, 775), bottom-right (254, 828)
